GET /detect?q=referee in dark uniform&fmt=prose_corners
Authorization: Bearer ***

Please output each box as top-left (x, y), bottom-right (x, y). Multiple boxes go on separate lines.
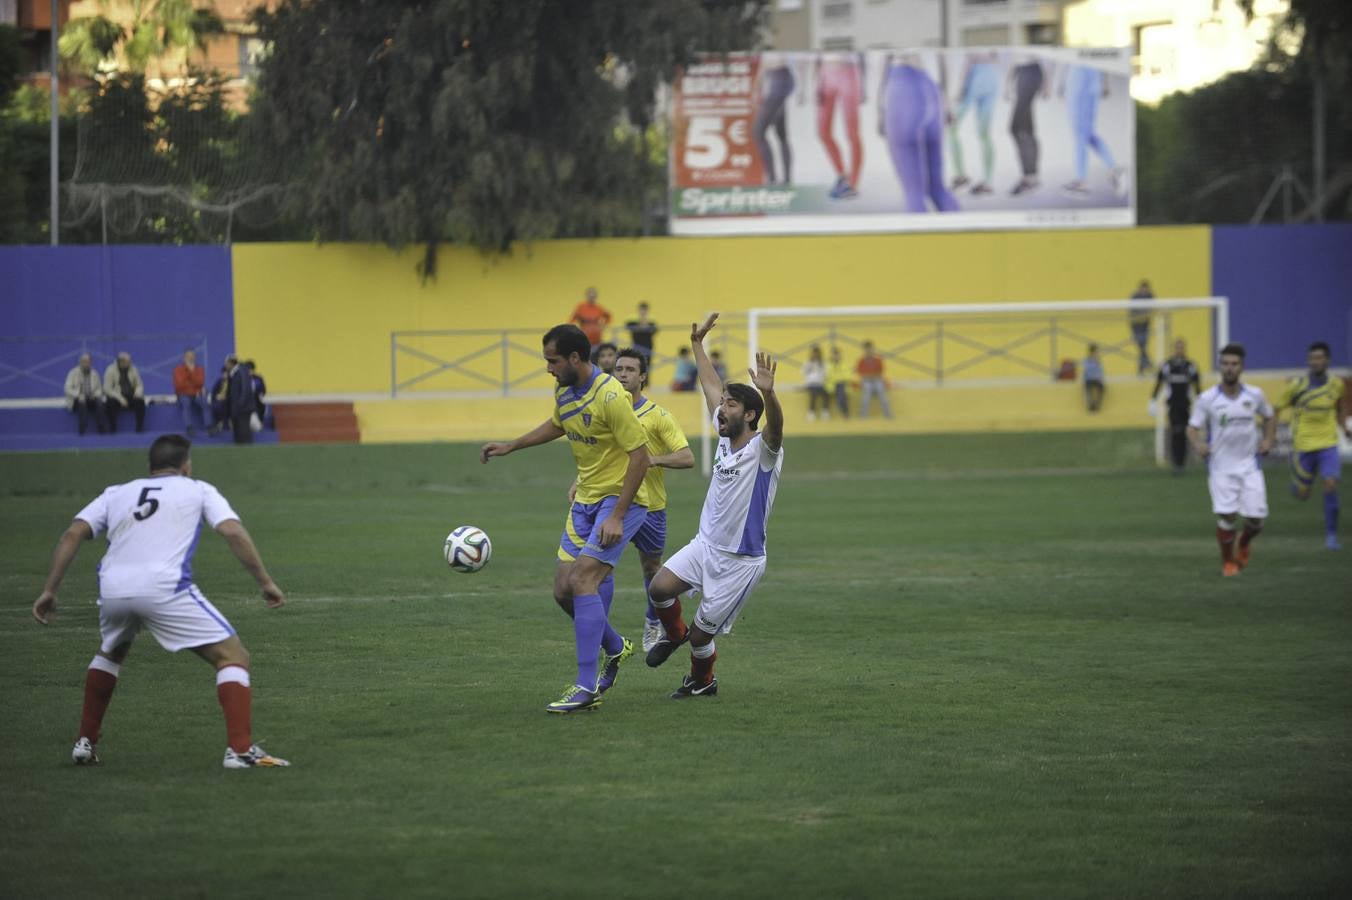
top-left (1152, 338), bottom-right (1201, 473)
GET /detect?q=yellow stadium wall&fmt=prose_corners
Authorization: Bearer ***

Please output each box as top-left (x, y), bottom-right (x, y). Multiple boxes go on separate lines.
top-left (231, 227), bottom-right (1213, 440)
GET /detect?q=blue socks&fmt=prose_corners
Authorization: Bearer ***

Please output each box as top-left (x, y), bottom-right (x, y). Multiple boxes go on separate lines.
top-left (1325, 490), bottom-right (1339, 536)
top-left (596, 575), bottom-right (624, 655)
top-left (572, 593), bottom-right (606, 690)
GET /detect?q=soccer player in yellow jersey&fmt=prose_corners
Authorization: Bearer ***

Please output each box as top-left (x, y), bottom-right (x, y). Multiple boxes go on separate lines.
top-left (610, 348), bottom-right (695, 651)
top-left (481, 325), bottom-right (650, 713)
top-left (1276, 341), bottom-right (1351, 550)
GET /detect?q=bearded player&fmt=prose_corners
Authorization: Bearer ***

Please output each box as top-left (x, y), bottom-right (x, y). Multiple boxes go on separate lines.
top-left (1187, 344), bottom-right (1276, 576)
top-left (645, 314), bottom-right (785, 698)
top-left (481, 324), bottom-right (649, 713)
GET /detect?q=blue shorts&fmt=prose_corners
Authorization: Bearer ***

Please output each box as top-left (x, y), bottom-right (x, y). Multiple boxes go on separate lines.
top-left (1292, 446), bottom-right (1341, 486)
top-left (558, 496), bottom-right (649, 567)
top-left (631, 509), bottom-right (667, 556)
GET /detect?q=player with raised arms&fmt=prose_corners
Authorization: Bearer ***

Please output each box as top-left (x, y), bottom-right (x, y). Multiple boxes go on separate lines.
top-left (1187, 344), bottom-right (1276, 576)
top-left (481, 324), bottom-right (650, 713)
top-left (30, 434), bottom-right (289, 769)
top-left (1275, 341), bottom-right (1349, 550)
top-left (645, 313), bottom-right (785, 698)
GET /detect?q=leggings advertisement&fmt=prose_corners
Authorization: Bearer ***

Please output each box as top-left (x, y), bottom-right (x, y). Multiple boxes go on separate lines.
top-left (670, 48), bottom-right (1133, 235)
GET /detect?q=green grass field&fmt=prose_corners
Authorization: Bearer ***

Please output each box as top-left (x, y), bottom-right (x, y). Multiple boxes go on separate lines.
top-left (1, 432), bottom-right (1348, 898)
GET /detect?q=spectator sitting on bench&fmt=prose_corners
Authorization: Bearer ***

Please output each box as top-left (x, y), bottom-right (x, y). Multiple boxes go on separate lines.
top-left (103, 351), bottom-right (146, 433)
top-left (64, 353), bottom-right (107, 435)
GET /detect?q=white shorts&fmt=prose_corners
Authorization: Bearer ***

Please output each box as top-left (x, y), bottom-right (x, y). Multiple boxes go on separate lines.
top-left (662, 536), bottom-right (767, 635)
top-left (98, 586), bottom-right (236, 654)
top-left (1208, 468), bottom-right (1268, 519)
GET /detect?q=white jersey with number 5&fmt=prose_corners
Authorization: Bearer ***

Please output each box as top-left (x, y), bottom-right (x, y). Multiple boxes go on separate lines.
top-left (75, 475), bottom-right (239, 600)
top-left (699, 414), bottom-right (785, 557)
top-left (1188, 384), bottom-right (1274, 476)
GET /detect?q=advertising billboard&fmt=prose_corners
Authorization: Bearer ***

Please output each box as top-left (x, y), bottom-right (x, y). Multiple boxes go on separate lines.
top-left (670, 47), bottom-right (1134, 235)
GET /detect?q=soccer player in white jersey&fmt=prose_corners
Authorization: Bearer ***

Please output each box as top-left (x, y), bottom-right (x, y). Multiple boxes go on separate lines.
top-left (645, 313), bottom-right (785, 698)
top-left (1187, 344), bottom-right (1276, 576)
top-left (30, 435), bottom-right (290, 768)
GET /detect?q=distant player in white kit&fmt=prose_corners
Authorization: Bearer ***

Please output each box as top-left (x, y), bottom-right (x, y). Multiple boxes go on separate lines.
top-left (1187, 344), bottom-right (1276, 576)
top-left (645, 313), bottom-right (785, 698)
top-left (31, 434), bottom-right (290, 768)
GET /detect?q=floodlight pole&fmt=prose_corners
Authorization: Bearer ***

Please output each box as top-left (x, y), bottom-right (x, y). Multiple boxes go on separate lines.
top-left (49, 0), bottom-right (59, 246)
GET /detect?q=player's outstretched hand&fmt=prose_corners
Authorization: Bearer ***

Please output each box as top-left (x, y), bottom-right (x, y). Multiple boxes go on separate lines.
top-left (749, 352), bottom-right (777, 392)
top-left (691, 313), bottom-right (719, 343)
top-left (32, 591), bottom-right (57, 625)
top-left (480, 441), bottom-right (511, 464)
top-left (261, 581), bottom-right (285, 609)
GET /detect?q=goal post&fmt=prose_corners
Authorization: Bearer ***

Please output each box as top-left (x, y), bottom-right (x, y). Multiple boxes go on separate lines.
top-left (698, 297), bottom-right (1230, 471)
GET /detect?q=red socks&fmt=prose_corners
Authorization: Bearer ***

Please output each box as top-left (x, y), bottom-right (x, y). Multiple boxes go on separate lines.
top-left (1216, 526), bottom-right (1236, 563)
top-left (1239, 524), bottom-right (1260, 548)
top-left (654, 597), bottom-right (688, 643)
top-left (79, 657), bottom-right (120, 743)
top-left (691, 648), bottom-right (717, 686)
top-left (215, 666), bottom-right (252, 753)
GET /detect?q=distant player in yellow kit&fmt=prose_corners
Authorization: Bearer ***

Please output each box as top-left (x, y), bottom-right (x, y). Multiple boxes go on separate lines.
top-left (1275, 342), bottom-right (1351, 550)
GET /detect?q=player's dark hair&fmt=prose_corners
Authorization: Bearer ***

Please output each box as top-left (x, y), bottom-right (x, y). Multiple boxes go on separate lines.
top-left (725, 382), bottom-right (764, 430)
top-left (149, 434), bottom-right (191, 472)
top-left (543, 324), bottom-right (591, 362)
top-left (1219, 343), bottom-right (1246, 360)
top-left (1309, 341), bottom-right (1330, 356)
top-left (616, 347), bottom-right (648, 376)
top-left (591, 342), bottom-right (618, 361)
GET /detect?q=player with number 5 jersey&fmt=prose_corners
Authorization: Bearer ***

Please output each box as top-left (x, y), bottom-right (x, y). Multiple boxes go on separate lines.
top-left (645, 312), bottom-right (785, 699)
top-left (30, 434), bottom-right (290, 769)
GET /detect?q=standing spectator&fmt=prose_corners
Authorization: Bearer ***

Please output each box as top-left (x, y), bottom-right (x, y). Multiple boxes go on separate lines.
top-left (103, 352), bottom-right (146, 433)
top-left (625, 302), bottom-right (659, 359)
top-left (225, 354), bottom-right (257, 445)
top-left (1083, 343), bottom-right (1106, 412)
top-left (208, 364), bottom-right (230, 436)
top-left (709, 351), bottom-right (729, 383)
top-left (827, 346), bottom-right (850, 418)
top-left (802, 345), bottom-right (829, 420)
top-left (245, 360), bottom-right (267, 429)
top-left (855, 341), bottom-right (893, 418)
top-left (591, 342), bottom-right (618, 375)
top-left (1151, 338), bottom-right (1201, 474)
top-left (670, 347), bottom-right (697, 391)
top-left (570, 287), bottom-right (612, 349)
top-left (64, 353), bottom-right (107, 435)
top-left (1128, 279), bottom-right (1154, 375)
top-left (173, 349), bottom-right (208, 436)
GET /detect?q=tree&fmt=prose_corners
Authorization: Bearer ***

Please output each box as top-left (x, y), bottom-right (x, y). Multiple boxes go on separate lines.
top-left (249, 0), bottom-right (769, 256)
top-left (60, 0), bottom-right (224, 77)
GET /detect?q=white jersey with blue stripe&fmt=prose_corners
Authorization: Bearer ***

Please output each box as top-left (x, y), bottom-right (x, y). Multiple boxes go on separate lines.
top-left (75, 474), bottom-right (239, 600)
top-left (699, 414), bottom-right (784, 557)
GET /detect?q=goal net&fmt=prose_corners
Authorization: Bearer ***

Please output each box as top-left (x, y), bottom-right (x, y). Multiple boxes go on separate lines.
top-left (64, 76), bottom-right (286, 243)
top-left (696, 298), bottom-right (1229, 471)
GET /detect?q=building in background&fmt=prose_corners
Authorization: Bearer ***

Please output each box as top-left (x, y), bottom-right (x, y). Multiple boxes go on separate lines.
top-left (1061, 0), bottom-right (1289, 104)
top-left (4, 0), bottom-right (74, 91)
top-left (765, 0), bottom-right (1067, 51)
top-left (61, 0), bottom-right (270, 105)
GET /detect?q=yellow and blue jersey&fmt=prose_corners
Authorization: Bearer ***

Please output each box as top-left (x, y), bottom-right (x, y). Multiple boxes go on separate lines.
top-left (634, 397), bottom-right (689, 513)
top-left (1278, 375), bottom-right (1345, 452)
top-left (551, 371), bottom-right (649, 506)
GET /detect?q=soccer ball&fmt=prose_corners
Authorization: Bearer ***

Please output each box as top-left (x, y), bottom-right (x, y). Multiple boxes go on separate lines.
top-left (443, 525), bottom-right (492, 573)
